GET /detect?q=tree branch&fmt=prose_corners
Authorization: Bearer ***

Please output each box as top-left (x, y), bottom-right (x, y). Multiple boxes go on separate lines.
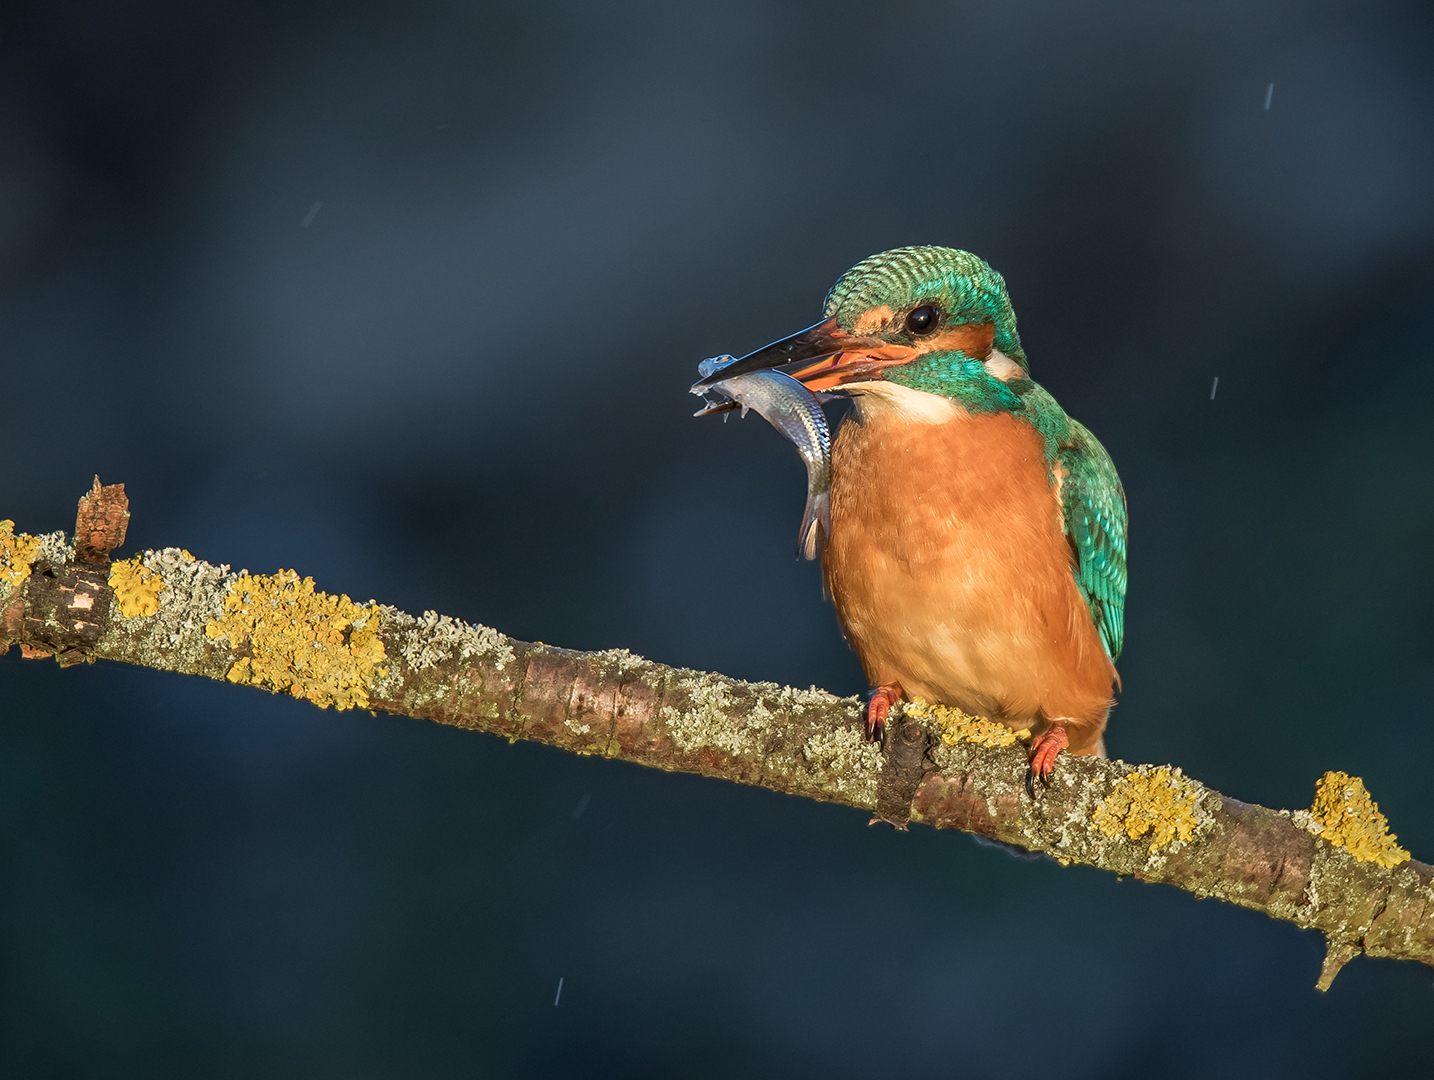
top-left (3, 479), bottom-right (1430, 991)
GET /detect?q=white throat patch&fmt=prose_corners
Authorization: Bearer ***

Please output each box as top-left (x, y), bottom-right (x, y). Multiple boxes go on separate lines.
top-left (849, 381), bottom-right (962, 425)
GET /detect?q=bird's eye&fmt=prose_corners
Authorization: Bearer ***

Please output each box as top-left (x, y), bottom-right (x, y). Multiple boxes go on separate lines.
top-left (905, 305), bottom-right (940, 336)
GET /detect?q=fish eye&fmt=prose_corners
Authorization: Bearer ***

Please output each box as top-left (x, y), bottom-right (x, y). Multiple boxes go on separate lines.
top-left (905, 305), bottom-right (940, 336)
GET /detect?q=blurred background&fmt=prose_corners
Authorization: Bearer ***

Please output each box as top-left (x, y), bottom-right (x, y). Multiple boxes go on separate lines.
top-left (2, 0), bottom-right (1433, 1075)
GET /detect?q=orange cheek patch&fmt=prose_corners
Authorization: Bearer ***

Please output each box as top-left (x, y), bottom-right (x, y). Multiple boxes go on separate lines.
top-left (919, 322), bottom-right (996, 359)
top-left (851, 306), bottom-right (896, 335)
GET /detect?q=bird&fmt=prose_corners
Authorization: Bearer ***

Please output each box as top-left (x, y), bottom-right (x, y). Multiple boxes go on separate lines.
top-left (702, 246), bottom-right (1126, 793)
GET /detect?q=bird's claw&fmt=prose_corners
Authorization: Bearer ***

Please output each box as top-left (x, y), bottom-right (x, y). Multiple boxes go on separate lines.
top-left (863, 685), bottom-right (901, 742)
top-left (1025, 723), bottom-right (1070, 798)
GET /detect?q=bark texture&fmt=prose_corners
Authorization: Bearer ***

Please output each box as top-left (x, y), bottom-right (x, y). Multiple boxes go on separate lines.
top-left (2, 480), bottom-right (1430, 992)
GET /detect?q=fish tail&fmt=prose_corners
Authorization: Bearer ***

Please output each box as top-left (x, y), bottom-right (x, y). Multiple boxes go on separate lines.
top-left (798, 489), bottom-right (831, 561)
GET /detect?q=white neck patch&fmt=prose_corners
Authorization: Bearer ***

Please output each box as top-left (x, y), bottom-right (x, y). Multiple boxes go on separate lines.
top-left (983, 349), bottom-right (1026, 381)
top-left (849, 381), bottom-right (963, 425)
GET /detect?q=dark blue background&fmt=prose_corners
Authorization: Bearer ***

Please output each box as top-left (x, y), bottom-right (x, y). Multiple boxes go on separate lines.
top-left (3, 1), bottom-right (1433, 1075)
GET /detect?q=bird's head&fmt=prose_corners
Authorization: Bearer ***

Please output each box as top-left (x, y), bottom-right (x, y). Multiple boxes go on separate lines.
top-left (694, 246), bottom-right (1029, 410)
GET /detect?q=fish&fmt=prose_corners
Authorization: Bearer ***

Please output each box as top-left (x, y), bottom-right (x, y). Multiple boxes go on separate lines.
top-left (691, 357), bottom-right (832, 561)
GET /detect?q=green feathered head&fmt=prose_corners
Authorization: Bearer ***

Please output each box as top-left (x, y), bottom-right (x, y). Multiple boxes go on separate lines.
top-left (692, 245), bottom-right (1029, 408)
top-left (823, 246), bottom-right (1025, 367)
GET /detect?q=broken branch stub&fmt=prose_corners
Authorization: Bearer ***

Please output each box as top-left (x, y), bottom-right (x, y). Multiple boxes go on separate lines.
top-left (74, 476), bottom-right (129, 565)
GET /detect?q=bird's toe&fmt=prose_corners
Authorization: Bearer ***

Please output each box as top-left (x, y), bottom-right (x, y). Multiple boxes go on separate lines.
top-left (863, 685), bottom-right (902, 742)
top-left (1025, 722), bottom-right (1070, 797)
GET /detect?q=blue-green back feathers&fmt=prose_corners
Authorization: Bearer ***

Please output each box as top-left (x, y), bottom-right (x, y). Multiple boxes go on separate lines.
top-left (1010, 383), bottom-right (1127, 660)
top-left (1058, 421), bottom-right (1127, 661)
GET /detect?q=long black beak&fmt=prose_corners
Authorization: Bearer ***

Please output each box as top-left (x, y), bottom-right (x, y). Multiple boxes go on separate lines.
top-left (691, 315), bottom-right (916, 408)
top-left (690, 317), bottom-right (854, 390)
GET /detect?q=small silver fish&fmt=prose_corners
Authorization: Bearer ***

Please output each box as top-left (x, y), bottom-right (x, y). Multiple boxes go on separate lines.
top-left (692, 363), bottom-right (831, 560)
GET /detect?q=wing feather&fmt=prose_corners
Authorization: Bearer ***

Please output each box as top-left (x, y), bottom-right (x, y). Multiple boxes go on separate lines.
top-left (1058, 421), bottom-right (1127, 661)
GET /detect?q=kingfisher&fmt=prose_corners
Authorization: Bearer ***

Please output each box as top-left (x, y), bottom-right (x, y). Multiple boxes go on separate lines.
top-left (699, 246), bottom-right (1126, 793)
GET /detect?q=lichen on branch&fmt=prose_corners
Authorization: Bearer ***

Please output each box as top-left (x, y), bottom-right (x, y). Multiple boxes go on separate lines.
top-left (1090, 765), bottom-right (1205, 852)
top-left (904, 699), bottom-right (1029, 748)
top-left (1302, 770), bottom-right (1410, 869)
top-left (203, 569), bottom-right (387, 710)
top-left (2, 479), bottom-right (1432, 993)
top-left (108, 556), bottom-right (164, 618)
top-left (0, 521), bottom-right (69, 598)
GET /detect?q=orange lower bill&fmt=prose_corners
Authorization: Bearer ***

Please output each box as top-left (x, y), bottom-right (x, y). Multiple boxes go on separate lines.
top-left (785, 344), bottom-right (918, 392)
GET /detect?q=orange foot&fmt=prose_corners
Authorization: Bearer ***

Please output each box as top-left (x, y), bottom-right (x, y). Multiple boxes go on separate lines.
top-left (863, 685), bottom-right (901, 742)
top-left (1025, 721), bottom-right (1069, 797)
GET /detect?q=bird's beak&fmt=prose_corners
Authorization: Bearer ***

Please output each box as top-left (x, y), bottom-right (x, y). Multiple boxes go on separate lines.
top-left (691, 316), bottom-right (917, 393)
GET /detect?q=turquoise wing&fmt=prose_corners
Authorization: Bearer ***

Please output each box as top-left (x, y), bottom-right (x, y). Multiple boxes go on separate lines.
top-left (1058, 421), bottom-right (1127, 661)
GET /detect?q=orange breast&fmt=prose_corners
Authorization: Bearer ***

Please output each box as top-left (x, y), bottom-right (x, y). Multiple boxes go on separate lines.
top-left (822, 403), bottom-right (1115, 749)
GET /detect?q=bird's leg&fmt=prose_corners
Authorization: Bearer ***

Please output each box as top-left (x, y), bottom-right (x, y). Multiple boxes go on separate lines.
top-left (1025, 721), bottom-right (1069, 797)
top-left (863, 684), bottom-right (902, 742)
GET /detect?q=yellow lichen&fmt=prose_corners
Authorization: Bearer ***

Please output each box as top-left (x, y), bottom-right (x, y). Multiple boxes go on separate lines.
top-left (0, 520), bottom-right (41, 593)
top-left (904, 699), bottom-right (1029, 748)
top-left (203, 569), bottom-right (386, 711)
top-left (108, 556), bottom-right (164, 618)
top-left (1092, 766), bottom-right (1202, 851)
top-left (1308, 771), bottom-right (1409, 869)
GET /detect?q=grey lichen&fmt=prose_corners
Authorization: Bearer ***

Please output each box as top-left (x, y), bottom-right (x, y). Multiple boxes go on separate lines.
top-left (781, 684), bottom-right (846, 712)
top-left (590, 647), bottom-right (666, 690)
top-left (798, 723), bottom-right (883, 806)
top-left (390, 608), bottom-right (515, 672)
top-left (590, 647), bottom-right (650, 677)
top-left (1037, 770), bottom-right (1111, 862)
top-left (564, 713), bottom-right (596, 737)
top-left (1300, 845), bottom-right (1385, 940)
top-left (101, 549), bottom-right (238, 675)
top-left (656, 673), bottom-right (851, 768)
top-left (918, 739), bottom-right (1032, 847)
top-left (661, 674), bottom-right (753, 755)
top-left (31, 530), bottom-right (74, 568)
top-left (920, 745), bottom-right (1221, 874)
top-left (1290, 839), bottom-right (1433, 950)
top-left (0, 528), bottom-right (72, 605)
